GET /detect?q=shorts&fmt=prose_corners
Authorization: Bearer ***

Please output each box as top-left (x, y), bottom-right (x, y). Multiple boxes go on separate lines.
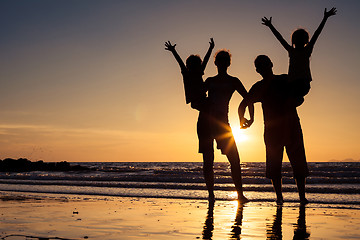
top-left (264, 115), bottom-right (309, 179)
top-left (197, 111), bottom-right (237, 156)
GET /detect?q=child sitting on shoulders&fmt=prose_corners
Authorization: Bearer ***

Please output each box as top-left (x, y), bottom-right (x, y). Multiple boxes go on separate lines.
top-left (262, 7), bottom-right (337, 106)
top-left (165, 38), bottom-right (215, 111)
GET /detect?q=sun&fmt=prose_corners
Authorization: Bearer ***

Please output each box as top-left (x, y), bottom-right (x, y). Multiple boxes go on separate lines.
top-left (232, 127), bottom-right (249, 143)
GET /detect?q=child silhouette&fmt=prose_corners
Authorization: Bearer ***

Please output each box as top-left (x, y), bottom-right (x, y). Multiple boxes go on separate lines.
top-left (165, 38), bottom-right (214, 111)
top-left (262, 7), bottom-right (337, 106)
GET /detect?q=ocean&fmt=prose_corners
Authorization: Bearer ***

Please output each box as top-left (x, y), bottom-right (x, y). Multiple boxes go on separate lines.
top-left (0, 162), bottom-right (359, 209)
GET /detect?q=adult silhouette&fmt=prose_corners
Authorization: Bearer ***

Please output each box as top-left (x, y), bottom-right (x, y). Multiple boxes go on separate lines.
top-left (166, 42), bottom-right (250, 202)
top-left (239, 55), bottom-right (309, 204)
top-left (202, 50), bottom-right (251, 202)
top-left (165, 39), bottom-right (219, 201)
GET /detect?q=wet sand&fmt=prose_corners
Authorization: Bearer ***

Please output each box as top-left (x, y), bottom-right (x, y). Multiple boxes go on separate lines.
top-left (0, 191), bottom-right (359, 240)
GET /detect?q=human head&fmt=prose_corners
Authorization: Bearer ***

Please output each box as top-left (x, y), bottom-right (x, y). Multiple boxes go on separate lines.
top-left (291, 28), bottom-right (309, 48)
top-left (254, 55), bottom-right (273, 76)
top-left (186, 55), bottom-right (202, 72)
top-left (214, 50), bottom-right (231, 69)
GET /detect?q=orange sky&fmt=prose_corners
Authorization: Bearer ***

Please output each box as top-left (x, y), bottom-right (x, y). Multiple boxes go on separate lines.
top-left (0, 1), bottom-right (359, 162)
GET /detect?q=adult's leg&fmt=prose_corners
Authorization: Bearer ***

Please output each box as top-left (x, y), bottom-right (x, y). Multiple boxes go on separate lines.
top-left (271, 177), bottom-right (284, 204)
top-left (286, 118), bottom-right (309, 204)
top-left (265, 134), bottom-right (284, 204)
top-left (295, 177), bottom-right (308, 204)
top-left (203, 151), bottom-right (215, 200)
top-left (197, 111), bottom-right (215, 200)
top-left (225, 145), bottom-right (248, 203)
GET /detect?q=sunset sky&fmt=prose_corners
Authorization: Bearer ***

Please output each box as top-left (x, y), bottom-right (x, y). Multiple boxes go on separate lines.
top-left (1, 0), bottom-right (359, 162)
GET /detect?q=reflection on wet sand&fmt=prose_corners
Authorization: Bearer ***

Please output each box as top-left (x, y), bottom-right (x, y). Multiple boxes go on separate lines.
top-left (266, 205), bottom-right (310, 240)
top-left (229, 203), bottom-right (244, 240)
top-left (202, 201), bottom-right (245, 240)
top-left (202, 201), bottom-right (214, 240)
top-left (267, 205), bottom-right (283, 239)
top-left (293, 205), bottom-right (310, 240)
top-left (202, 201), bottom-right (311, 240)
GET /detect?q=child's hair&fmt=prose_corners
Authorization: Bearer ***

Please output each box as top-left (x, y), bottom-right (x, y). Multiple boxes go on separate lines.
top-left (186, 55), bottom-right (202, 71)
top-left (254, 55), bottom-right (272, 71)
top-left (291, 28), bottom-right (309, 47)
top-left (214, 49), bottom-right (231, 67)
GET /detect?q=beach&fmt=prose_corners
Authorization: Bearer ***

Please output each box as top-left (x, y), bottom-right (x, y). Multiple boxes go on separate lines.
top-left (1, 191), bottom-right (359, 240)
top-left (1, 162), bottom-right (359, 239)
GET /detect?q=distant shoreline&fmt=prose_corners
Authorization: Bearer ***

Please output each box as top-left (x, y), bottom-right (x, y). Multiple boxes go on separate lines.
top-left (0, 158), bottom-right (91, 172)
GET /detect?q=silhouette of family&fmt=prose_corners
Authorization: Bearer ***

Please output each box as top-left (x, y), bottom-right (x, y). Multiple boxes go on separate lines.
top-left (165, 8), bottom-right (336, 204)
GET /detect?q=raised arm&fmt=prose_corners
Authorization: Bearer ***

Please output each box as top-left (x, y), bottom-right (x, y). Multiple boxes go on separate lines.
top-left (201, 38), bottom-right (215, 71)
top-left (262, 16), bottom-right (291, 51)
top-left (165, 41), bottom-right (186, 71)
top-left (308, 7), bottom-right (337, 48)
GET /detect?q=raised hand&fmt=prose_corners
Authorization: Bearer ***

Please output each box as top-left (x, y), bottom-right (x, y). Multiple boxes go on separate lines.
top-left (261, 16), bottom-right (272, 27)
top-left (324, 7), bottom-right (337, 19)
top-left (209, 38), bottom-right (215, 49)
top-left (165, 41), bottom-right (176, 52)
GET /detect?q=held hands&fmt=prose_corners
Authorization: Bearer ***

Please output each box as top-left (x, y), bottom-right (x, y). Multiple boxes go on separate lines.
top-left (240, 118), bottom-right (254, 129)
top-left (324, 7), bottom-right (337, 19)
top-left (165, 41), bottom-right (176, 52)
top-left (261, 16), bottom-right (272, 27)
top-left (209, 38), bottom-right (215, 49)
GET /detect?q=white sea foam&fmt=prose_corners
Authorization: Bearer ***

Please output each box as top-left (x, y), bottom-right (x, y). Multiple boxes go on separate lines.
top-left (0, 162), bottom-right (359, 208)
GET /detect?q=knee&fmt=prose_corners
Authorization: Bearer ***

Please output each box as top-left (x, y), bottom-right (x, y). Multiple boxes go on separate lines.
top-left (271, 177), bottom-right (282, 184)
top-left (295, 176), bottom-right (306, 183)
top-left (226, 148), bottom-right (240, 163)
top-left (229, 161), bottom-right (241, 171)
top-left (203, 163), bottom-right (213, 174)
top-left (203, 152), bottom-right (214, 162)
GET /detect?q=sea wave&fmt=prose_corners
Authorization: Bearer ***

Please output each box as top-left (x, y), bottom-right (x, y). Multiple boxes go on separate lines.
top-left (1, 162), bottom-right (359, 208)
top-left (0, 180), bottom-right (359, 194)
